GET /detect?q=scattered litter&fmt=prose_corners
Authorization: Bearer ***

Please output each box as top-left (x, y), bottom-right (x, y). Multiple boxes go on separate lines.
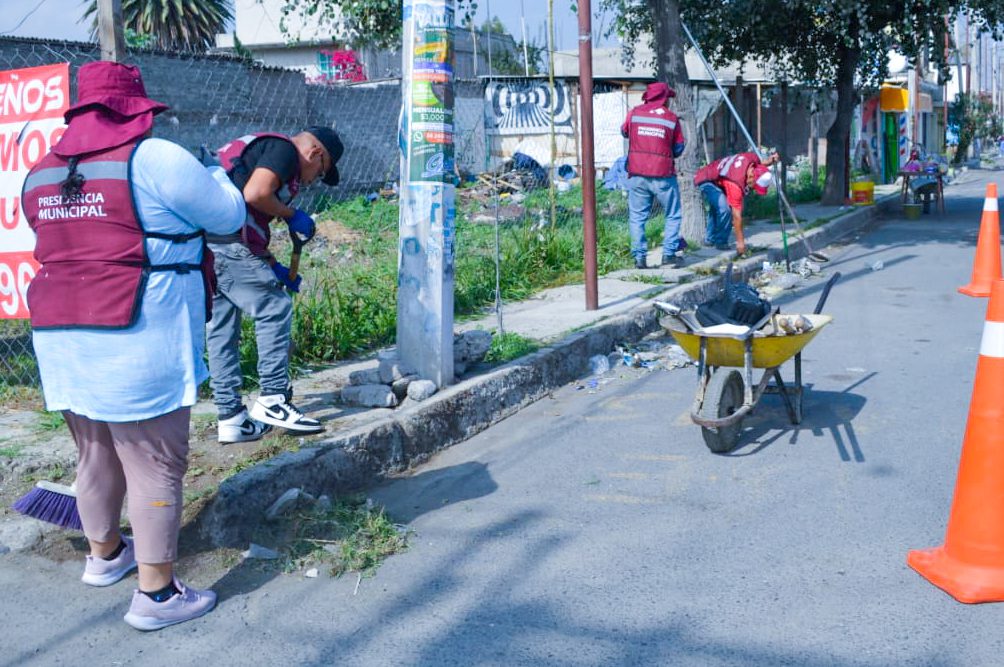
top-left (662, 344), bottom-right (694, 370)
top-left (589, 354), bottom-right (610, 375)
top-left (846, 367), bottom-right (867, 373)
top-left (304, 568), bottom-right (319, 578)
top-left (870, 261), bottom-right (884, 271)
top-left (773, 314), bottom-right (814, 335)
top-left (243, 543), bottom-right (280, 560)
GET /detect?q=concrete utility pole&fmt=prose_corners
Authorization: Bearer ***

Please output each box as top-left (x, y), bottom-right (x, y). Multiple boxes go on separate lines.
top-left (397, 0), bottom-right (456, 387)
top-left (96, 0), bottom-right (125, 62)
top-left (578, 0), bottom-right (598, 310)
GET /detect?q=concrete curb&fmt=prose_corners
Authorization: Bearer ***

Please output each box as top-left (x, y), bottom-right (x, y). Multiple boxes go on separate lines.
top-left (195, 193), bottom-right (900, 547)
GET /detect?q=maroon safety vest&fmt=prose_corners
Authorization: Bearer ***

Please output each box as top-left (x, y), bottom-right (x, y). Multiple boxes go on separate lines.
top-left (215, 133), bottom-right (300, 257)
top-left (22, 139), bottom-right (213, 330)
top-left (693, 152), bottom-right (761, 192)
top-left (625, 106), bottom-right (680, 177)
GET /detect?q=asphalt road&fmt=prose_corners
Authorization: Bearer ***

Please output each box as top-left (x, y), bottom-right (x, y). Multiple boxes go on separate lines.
top-left (4, 174), bottom-right (1004, 666)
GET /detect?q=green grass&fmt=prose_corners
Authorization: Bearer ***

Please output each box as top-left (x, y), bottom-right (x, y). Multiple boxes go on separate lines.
top-left (484, 332), bottom-right (540, 363)
top-left (232, 185), bottom-right (658, 384)
top-left (743, 166), bottom-right (826, 222)
top-left (214, 435), bottom-right (302, 481)
top-left (0, 443), bottom-right (24, 458)
top-left (33, 410), bottom-right (65, 433)
top-left (281, 495), bottom-right (410, 577)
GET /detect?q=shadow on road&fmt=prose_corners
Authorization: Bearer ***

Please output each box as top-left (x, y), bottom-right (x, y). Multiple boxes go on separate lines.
top-left (729, 376), bottom-right (873, 461)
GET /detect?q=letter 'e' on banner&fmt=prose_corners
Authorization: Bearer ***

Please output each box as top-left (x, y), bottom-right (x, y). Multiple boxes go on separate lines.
top-left (0, 62), bottom-right (69, 319)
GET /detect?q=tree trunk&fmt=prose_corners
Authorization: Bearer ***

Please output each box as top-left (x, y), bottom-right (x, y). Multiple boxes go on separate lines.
top-left (822, 45), bottom-right (860, 205)
top-left (649, 0), bottom-right (704, 243)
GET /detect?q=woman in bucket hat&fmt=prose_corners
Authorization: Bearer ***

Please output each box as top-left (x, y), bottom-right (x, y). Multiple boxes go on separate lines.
top-left (22, 61), bottom-right (247, 631)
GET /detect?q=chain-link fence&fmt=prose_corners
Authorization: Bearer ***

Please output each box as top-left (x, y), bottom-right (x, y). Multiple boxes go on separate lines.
top-left (0, 36), bottom-right (638, 389)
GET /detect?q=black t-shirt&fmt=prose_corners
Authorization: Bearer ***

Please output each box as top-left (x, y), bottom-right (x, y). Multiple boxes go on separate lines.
top-left (228, 137), bottom-right (299, 198)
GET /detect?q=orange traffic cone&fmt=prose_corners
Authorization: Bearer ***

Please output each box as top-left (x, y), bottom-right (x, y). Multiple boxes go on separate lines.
top-left (908, 278), bottom-right (1004, 603)
top-left (958, 183), bottom-right (1001, 297)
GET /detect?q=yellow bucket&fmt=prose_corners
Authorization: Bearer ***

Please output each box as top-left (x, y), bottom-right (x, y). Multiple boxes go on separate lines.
top-left (850, 181), bottom-right (874, 206)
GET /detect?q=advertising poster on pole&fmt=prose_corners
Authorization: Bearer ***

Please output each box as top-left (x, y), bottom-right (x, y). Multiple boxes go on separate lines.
top-left (0, 63), bottom-right (69, 319)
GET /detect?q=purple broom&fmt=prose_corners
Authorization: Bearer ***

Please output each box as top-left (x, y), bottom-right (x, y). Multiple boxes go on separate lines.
top-left (12, 480), bottom-right (82, 530)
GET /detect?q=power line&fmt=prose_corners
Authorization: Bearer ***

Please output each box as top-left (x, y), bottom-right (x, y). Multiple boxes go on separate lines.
top-left (1, 0), bottom-right (49, 36)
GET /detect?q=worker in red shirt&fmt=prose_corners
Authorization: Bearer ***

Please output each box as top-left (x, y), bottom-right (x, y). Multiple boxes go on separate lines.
top-left (693, 151), bottom-right (779, 255)
top-left (621, 82), bottom-right (686, 269)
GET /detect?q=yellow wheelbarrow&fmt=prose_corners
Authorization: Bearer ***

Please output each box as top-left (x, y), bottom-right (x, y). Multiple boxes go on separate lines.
top-left (656, 272), bottom-right (840, 453)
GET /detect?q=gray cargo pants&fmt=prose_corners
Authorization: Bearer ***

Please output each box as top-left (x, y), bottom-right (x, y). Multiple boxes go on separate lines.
top-left (206, 242), bottom-right (292, 418)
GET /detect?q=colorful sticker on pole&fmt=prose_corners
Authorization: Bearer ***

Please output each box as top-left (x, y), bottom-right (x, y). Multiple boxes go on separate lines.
top-left (0, 63), bottom-right (69, 319)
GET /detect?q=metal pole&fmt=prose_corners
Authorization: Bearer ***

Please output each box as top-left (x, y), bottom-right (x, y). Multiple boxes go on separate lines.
top-left (520, 0), bottom-right (530, 76)
top-left (97, 0), bottom-right (125, 62)
top-left (578, 0), bottom-right (598, 310)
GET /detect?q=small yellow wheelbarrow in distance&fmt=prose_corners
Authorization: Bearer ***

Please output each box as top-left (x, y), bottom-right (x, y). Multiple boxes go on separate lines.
top-left (656, 272), bottom-right (840, 453)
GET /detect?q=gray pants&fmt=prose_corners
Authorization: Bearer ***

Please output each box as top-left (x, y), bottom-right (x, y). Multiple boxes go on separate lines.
top-left (206, 243), bottom-right (292, 418)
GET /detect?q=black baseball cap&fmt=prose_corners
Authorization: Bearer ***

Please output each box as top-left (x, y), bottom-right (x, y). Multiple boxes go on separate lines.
top-left (305, 126), bottom-right (343, 186)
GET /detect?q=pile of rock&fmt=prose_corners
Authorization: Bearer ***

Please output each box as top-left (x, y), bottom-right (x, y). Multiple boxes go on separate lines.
top-left (339, 330), bottom-right (493, 409)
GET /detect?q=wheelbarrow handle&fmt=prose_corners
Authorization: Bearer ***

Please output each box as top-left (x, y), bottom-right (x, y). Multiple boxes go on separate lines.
top-left (813, 272), bottom-right (841, 314)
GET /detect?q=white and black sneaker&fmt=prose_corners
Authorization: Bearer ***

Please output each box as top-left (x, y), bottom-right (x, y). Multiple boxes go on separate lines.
top-left (249, 394), bottom-right (325, 434)
top-left (217, 408), bottom-right (273, 444)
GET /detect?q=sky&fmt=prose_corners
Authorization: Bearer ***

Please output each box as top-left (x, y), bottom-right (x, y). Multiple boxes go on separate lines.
top-left (1, 0), bottom-right (618, 52)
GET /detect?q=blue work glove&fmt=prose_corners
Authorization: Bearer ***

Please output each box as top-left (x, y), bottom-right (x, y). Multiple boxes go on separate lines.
top-left (286, 208), bottom-right (316, 243)
top-left (271, 262), bottom-right (302, 293)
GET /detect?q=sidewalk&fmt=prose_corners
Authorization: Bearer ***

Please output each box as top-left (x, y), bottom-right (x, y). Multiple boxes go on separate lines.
top-left (0, 178), bottom-right (938, 552)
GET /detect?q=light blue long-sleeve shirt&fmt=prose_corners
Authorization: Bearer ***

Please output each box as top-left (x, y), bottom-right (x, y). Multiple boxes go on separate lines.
top-left (32, 138), bottom-right (246, 422)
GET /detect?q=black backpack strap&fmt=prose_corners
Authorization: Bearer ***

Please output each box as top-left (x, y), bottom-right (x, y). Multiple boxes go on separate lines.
top-left (145, 230), bottom-right (204, 243)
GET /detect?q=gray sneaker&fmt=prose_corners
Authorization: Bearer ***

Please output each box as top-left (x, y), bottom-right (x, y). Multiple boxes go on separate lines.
top-left (123, 578), bottom-right (217, 631)
top-left (81, 536), bottom-right (137, 587)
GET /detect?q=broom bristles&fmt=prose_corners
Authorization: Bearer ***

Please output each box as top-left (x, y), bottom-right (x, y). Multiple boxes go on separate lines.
top-left (12, 482), bottom-right (82, 531)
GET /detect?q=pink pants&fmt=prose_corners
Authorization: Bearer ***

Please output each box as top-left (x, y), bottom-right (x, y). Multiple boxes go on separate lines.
top-left (64, 408), bottom-right (190, 564)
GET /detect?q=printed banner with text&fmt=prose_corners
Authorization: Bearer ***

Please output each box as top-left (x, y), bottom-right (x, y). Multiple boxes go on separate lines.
top-left (0, 63), bottom-right (69, 319)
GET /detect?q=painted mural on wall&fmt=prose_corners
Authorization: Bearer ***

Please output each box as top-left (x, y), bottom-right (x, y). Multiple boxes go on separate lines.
top-left (485, 80), bottom-right (573, 135)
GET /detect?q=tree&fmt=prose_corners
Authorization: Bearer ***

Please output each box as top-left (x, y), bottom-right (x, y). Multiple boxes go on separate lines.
top-left (604, 0), bottom-right (1004, 206)
top-left (81, 0), bottom-right (232, 51)
top-left (950, 92), bottom-right (1004, 165)
top-left (275, 0), bottom-right (479, 50)
top-left (600, 0), bottom-right (704, 241)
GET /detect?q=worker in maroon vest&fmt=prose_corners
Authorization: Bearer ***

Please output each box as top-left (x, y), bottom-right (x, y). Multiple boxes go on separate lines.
top-left (206, 128), bottom-right (342, 443)
top-left (621, 82), bottom-right (686, 269)
top-left (23, 61), bottom-right (247, 630)
top-left (693, 151), bottom-right (779, 255)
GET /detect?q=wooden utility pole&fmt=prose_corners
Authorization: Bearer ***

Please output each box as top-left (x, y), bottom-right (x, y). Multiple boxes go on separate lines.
top-left (97, 0), bottom-right (126, 62)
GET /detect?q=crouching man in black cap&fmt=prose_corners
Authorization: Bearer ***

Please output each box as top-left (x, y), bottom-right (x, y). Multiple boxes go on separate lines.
top-left (206, 127), bottom-right (343, 443)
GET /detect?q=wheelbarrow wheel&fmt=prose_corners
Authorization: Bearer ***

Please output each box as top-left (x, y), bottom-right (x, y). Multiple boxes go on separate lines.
top-left (700, 369), bottom-right (745, 454)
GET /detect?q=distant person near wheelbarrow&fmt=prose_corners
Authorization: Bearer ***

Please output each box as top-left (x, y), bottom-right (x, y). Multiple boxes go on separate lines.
top-left (621, 82), bottom-right (687, 270)
top-left (694, 151), bottom-right (779, 256)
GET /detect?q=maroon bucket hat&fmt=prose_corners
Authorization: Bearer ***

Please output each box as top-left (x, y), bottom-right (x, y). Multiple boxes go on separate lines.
top-left (54, 61), bottom-right (169, 158)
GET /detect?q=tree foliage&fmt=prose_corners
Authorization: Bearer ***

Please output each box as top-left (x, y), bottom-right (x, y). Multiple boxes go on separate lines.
top-left (602, 0), bottom-right (1004, 203)
top-left (276, 0), bottom-right (479, 49)
top-left (81, 0), bottom-right (232, 51)
top-left (949, 92), bottom-right (1004, 165)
